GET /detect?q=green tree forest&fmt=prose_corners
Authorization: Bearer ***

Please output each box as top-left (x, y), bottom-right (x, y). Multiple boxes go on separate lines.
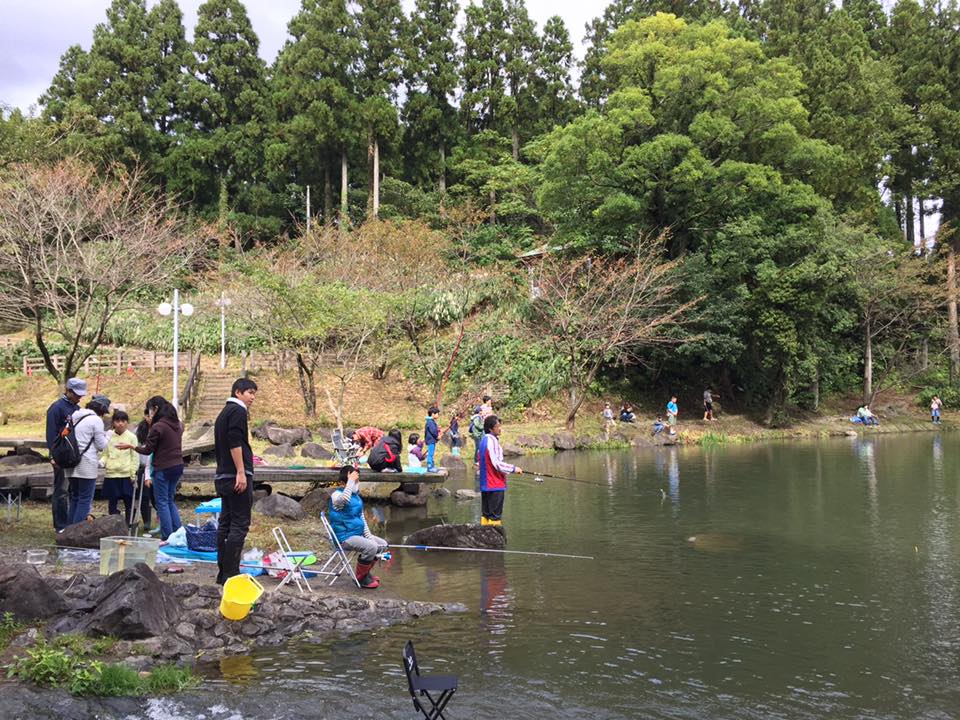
top-left (2, 0), bottom-right (960, 425)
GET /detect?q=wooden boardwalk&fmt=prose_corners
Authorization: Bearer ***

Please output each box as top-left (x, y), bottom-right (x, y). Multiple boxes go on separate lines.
top-left (0, 464), bottom-right (448, 501)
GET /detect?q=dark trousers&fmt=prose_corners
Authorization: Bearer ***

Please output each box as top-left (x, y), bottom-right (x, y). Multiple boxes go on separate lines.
top-left (135, 466), bottom-right (156, 529)
top-left (473, 437), bottom-right (481, 464)
top-left (51, 465), bottom-right (69, 531)
top-left (481, 491), bottom-right (505, 520)
top-left (215, 475), bottom-right (253, 583)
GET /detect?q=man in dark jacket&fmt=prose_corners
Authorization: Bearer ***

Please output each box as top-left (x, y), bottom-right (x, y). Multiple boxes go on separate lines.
top-left (45, 377), bottom-right (85, 531)
top-left (368, 429), bottom-right (403, 473)
top-left (213, 378), bottom-right (258, 584)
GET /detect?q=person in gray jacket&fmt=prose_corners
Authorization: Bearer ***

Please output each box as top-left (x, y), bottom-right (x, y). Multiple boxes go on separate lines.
top-left (64, 394), bottom-right (110, 526)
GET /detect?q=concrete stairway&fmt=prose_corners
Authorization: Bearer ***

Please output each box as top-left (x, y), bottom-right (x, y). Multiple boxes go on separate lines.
top-left (192, 370), bottom-right (235, 422)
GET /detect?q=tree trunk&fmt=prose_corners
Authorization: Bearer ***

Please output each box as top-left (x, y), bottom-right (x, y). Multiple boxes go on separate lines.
top-left (905, 193), bottom-right (916, 247)
top-left (511, 126), bottom-right (520, 161)
top-left (948, 243), bottom-right (960, 382)
top-left (340, 150), bottom-right (349, 227)
top-left (565, 384), bottom-right (586, 430)
top-left (811, 365), bottom-right (819, 412)
top-left (438, 141), bottom-right (446, 195)
top-left (918, 198), bottom-right (926, 246)
top-left (921, 337), bottom-right (929, 370)
top-left (863, 317), bottom-right (873, 404)
top-left (372, 137), bottom-right (380, 219)
top-left (323, 166), bottom-right (333, 228)
top-left (894, 195), bottom-right (903, 238)
top-left (295, 353), bottom-right (316, 417)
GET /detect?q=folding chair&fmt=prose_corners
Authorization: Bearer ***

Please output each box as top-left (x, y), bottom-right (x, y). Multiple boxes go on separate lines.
top-left (0, 487), bottom-right (22, 522)
top-left (403, 640), bottom-right (458, 720)
top-left (315, 512), bottom-right (361, 587)
top-left (271, 526), bottom-right (313, 594)
top-left (331, 429), bottom-right (360, 466)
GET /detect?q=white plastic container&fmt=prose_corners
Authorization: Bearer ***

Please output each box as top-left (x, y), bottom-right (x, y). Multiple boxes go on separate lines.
top-left (26, 549), bottom-right (48, 565)
top-left (99, 536), bottom-right (160, 575)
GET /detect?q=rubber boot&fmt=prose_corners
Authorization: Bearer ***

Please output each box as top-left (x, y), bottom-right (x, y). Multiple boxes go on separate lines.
top-left (215, 534), bottom-right (228, 585)
top-left (488, 519), bottom-right (502, 527)
top-left (480, 516), bottom-right (490, 526)
top-left (221, 540), bottom-right (244, 582)
top-left (355, 560), bottom-right (380, 589)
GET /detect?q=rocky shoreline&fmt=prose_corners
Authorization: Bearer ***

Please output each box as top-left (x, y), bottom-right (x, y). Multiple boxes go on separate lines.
top-left (0, 561), bottom-right (465, 671)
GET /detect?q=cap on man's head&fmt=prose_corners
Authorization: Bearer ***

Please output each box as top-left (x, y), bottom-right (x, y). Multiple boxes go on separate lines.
top-left (66, 378), bottom-right (87, 397)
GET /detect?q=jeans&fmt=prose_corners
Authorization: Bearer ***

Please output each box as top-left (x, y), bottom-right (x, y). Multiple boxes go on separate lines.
top-left (426, 443), bottom-right (436, 469)
top-left (52, 466), bottom-right (69, 531)
top-left (153, 464), bottom-right (183, 540)
top-left (67, 476), bottom-right (96, 526)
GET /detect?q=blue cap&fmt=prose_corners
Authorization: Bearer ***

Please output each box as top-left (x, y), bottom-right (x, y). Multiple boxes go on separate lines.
top-left (65, 378), bottom-right (87, 397)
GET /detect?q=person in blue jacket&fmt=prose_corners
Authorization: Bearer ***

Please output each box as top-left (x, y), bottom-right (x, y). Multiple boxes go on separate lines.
top-left (424, 406), bottom-right (440, 472)
top-left (328, 465), bottom-right (388, 589)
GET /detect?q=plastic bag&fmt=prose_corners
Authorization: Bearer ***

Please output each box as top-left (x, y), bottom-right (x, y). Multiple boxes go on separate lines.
top-left (241, 547), bottom-right (265, 576)
top-left (166, 526), bottom-right (188, 548)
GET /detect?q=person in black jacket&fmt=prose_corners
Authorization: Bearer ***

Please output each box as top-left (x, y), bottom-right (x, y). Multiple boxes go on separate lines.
top-left (368, 429), bottom-right (403, 473)
top-left (45, 377), bottom-right (84, 531)
top-left (213, 378), bottom-right (258, 584)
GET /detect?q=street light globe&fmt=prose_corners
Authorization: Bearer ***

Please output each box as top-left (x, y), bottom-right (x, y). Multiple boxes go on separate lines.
top-left (181, 303), bottom-right (195, 317)
top-left (157, 302), bottom-right (173, 316)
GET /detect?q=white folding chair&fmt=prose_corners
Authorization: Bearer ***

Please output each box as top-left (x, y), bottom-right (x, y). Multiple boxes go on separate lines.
top-left (316, 512), bottom-right (361, 587)
top-left (271, 526), bottom-right (313, 594)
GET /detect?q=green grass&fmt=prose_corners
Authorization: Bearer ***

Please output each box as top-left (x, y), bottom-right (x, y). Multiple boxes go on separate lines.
top-left (7, 639), bottom-right (198, 696)
top-left (0, 612), bottom-right (25, 653)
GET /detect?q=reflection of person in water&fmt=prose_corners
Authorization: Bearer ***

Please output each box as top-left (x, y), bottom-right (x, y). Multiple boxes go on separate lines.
top-left (479, 555), bottom-right (511, 636)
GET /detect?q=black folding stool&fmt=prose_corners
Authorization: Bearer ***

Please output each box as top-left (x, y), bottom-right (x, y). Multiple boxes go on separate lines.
top-left (402, 640), bottom-right (458, 720)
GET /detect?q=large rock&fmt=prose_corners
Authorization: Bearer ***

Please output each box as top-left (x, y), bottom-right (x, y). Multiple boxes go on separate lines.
top-left (0, 564), bottom-right (68, 620)
top-left (454, 489), bottom-right (479, 501)
top-left (406, 523), bottom-right (505, 549)
top-left (300, 442), bottom-right (333, 460)
top-left (553, 432), bottom-right (577, 451)
top-left (0, 452), bottom-right (47, 467)
top-left (79, 563), bottom-right (181, 639)
top-left (502, 443), bottom-right (525, 458)
top-left (55, 514), bottom-right (128, 549)
top-left (299, 487), bottom-right (334, 516)
top-left (252, 420), bottom-right (278, 441)
top-left (182, 423), bottom-right (215, 455)
top-left (262, 443), bottom-right (294, 459)
top-left (266, 426), bottom-right (312, 446)
top-left (516, 434), bottom-right (550, 449)
top-left (254, 493), bottom-right (307, 520)
top-left (390, 489), bottom-right (428, 507)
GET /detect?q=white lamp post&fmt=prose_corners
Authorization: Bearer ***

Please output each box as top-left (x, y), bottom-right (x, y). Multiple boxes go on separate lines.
top-left (158, 289), bottom-right (194, 413)
top-left (215, 293), bottom-right (232, 369)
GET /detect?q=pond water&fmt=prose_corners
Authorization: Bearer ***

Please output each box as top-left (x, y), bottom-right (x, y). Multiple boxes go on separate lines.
top-left (8, 433), bottom-right (960, 719)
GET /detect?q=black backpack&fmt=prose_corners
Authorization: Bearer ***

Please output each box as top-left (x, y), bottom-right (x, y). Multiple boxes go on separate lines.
top-left (50, 414), bottom-right (96, 469)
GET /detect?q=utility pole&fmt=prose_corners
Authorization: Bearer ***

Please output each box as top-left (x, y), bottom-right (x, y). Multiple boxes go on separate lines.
top-left (306, 185), bottom-right (311, 233)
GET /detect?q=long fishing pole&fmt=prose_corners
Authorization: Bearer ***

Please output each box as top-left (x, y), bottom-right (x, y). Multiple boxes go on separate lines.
top-left (392, 544), bottom-right (593, 560)
top-left (523, 470), bottom-right (595, 485)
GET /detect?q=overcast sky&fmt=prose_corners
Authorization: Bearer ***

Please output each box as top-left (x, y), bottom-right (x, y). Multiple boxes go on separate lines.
top-left (0, 0), bottom-right (595, 113)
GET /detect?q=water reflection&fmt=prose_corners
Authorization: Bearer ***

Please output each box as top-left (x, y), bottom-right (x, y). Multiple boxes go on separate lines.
top-left (36, 435), bottom-right (960, 719)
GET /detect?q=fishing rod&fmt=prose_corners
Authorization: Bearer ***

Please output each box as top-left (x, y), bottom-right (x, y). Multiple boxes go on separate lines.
top-left (46, 542), bottom-right (593, 565)
top-left (522, 470), bottom-right (596, 485)
top-left (392, 544), bottom-right (593, 560)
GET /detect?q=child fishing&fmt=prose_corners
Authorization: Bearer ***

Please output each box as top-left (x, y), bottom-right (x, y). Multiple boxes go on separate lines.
top-left (477, 415), bottom-right (523, 526)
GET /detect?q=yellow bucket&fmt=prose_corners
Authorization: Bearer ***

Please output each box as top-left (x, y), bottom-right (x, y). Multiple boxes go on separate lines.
top-left (219, 574), bottom-right (264, 621)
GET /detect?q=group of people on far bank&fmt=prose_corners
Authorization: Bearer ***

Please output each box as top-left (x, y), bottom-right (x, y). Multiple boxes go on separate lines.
top-left (602, 388), bottom-right (718, 438)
